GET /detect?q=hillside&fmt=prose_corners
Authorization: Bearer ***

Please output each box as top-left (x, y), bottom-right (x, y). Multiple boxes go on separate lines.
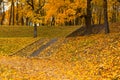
top-left (0, 33), bottom-right (120, 79)
top-left (0, 23), bottom-right (120, 79)
top-left (0, 25), bottom-right (79, 56)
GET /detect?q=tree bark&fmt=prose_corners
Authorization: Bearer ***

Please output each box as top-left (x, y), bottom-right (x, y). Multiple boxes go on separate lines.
top-left (98, 9), bottom-right (102, 24)
top-left (20, 3), bottom-right (24, 25)
top-left (12, 0), bottom-right (14, 25)
top-left (16, 0), bottom-right (19, 25)
top-left (85, 0), bottom-right (92, 34)
top-left (9, 1), bottom-right (12, 25)
top-left (9, 0), bottom-right (15, 25)
top-left (31, 0), bottom-right (37, 37)
top-left (103, 0), bottom-right (110, 33)
top-left (1, 2), bottom-right (5, 25)
top-left (34, 24), bottom-right (37, 38)
top-left (26, 17), bottom-right (29, 26)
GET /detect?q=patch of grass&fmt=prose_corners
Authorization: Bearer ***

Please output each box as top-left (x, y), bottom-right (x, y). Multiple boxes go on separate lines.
top-left (0, 38), bottom-right (39, 55)
top-left (0, 25), bottom-right (80, 38)
top-left (0, 26), bottom-right (33, 37)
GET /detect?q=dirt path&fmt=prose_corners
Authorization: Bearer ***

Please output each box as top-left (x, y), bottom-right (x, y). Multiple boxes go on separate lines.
top-left (30, 38), bottom-right (58, 57)
top-left (10, 38), bottom-right (49, 57)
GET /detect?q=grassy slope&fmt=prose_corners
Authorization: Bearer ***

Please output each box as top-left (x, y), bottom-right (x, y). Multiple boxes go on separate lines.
top-left (0, 26), bottom-right (80, 38)
top-left (0, 25), bottom-right (79, 55)
top-left (0, 38), bottom-right (39, 55)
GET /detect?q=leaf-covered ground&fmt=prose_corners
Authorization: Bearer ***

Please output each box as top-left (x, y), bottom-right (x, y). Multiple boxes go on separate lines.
top-left (0, 33), bottom-right (120, 80)
top-left (0, 23), bottom-right (120, 79)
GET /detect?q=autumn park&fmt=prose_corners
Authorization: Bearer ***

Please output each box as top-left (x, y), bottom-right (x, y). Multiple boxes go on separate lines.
top-left (0, 0), bottom-right (120, 79)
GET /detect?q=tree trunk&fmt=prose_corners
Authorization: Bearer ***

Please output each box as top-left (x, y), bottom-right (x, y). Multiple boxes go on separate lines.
top-left (34, 24), bottom-right (37, 38)
top-left (9, 1), bottom-right (12, 25)
top-left (26, 17), bottom-right (29, 26)
top-left (9, 0), bottom-right (14, 25)
top-left (16, 0), bottom-right (19, 25)
top-left (20, 3), bottom-right (24, 25)
top-left (21, 16), bottom-right (24, 25)
top-left (1, 2), bottom-right (5, 25)
top-left (12, 0), bottom-right (14, 25)
top-left (85, 0), bottom-right (92, 34)
top-left (31, 0), bottom-right (38, 37)
top-left (98, 9), bottom-right (102, 24)
top-left (103, 0), bottom-right (110, 33)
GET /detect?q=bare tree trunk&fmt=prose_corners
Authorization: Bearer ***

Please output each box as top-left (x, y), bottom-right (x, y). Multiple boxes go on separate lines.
top-left (98, 9), bottom-right (102, 24)
top-left (20, 3), bottom-right (24, 25)
top-left (34, 24), bottom-right (37, 38)
top-left (16, 0), bottom-right (19, 25)
top-left (9, 0), bottom-right (15, 25)
top-left (26, 17), bottom-right (29, 26)
top-left (12, 0), bottom-right (14, 25)
top-left (1, 2), bottom-right (5, 25)
top-left (9, 1), bottom-right (12, 25)
top-left (103, 0), bottom-right (110, 33)
top-left (21, 16), bottom-right (24, 25)
top-left (85, 0), bottom-right (92, 34)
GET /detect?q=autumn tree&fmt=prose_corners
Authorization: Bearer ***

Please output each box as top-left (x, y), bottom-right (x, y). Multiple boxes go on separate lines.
top-left (25, 0), bottom-right (45, 37)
